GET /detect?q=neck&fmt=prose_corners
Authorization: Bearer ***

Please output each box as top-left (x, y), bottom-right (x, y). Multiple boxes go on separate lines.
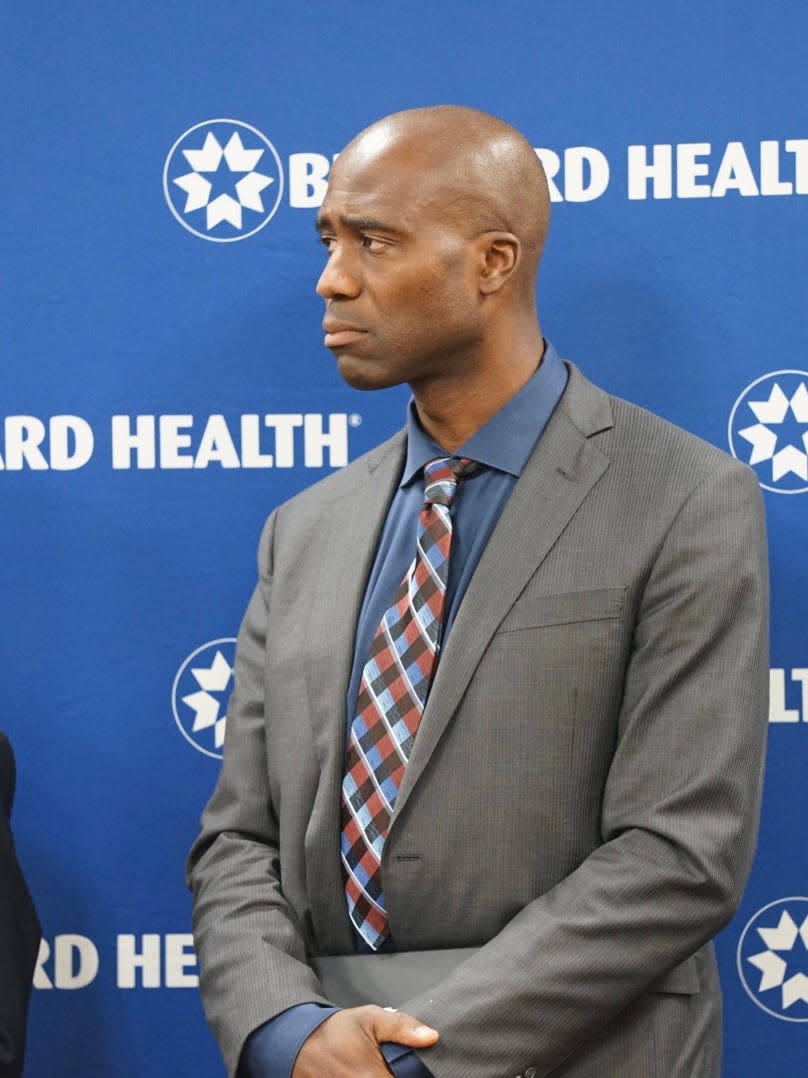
top-left (412, 323), bottom-right (544, 452)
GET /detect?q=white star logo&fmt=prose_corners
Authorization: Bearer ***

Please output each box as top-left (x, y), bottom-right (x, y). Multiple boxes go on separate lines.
top-left (737, 897), bottom-right (808, 1021)
top-left (171, 638), bottom-right (238, 758)
top-left (173, 132), bottom-right (274, 231)
top-left (163, 120), bottom-right (284, 242)
top-left (737, 382), bottom-right (808, 481)
top-left (181, 650), bottom-right (233, 749)
top-left (728, 371), bottom-right (808, 493)
top-left (747, 911), bottom-right (808, 1010)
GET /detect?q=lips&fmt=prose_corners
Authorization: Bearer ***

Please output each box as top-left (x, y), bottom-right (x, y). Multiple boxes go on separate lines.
top-left (322, 321), bottom-right (368, 348)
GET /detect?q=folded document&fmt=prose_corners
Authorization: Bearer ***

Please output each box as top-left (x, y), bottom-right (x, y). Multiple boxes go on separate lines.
top-left (311, 948), bottom-right (479, 1009)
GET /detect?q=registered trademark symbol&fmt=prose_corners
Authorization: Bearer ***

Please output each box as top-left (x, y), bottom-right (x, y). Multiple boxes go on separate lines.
top-left (349, 414), bottom-right (362, 427)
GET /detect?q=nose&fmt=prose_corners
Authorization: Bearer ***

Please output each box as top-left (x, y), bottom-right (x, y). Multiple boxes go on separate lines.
top-left (316, 246), bottom-right (361, 301)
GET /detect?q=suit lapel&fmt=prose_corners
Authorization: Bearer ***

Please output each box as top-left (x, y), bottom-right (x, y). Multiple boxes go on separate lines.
top-left (303, 431), bottom-right (407, 952)
top-left (391, 366), bottom-right (614, 824)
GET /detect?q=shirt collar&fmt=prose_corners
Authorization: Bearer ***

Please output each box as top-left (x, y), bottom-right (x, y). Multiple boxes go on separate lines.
top-left (401, 339), bottom-right (567, 486)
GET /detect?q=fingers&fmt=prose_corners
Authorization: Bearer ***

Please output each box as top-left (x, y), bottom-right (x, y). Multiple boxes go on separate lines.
top-left (363, 1005), bottom-right (440, 1048)
top-left (292, 1006), bottom-right (438, 1078)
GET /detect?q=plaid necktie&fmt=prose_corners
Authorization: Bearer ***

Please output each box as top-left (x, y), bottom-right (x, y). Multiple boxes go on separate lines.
top-left (340, 456), bottom-right (475, 950)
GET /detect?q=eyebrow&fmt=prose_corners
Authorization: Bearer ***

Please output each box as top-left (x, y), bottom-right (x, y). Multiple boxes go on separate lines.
top-left (314, 213), bottom-right (407, 238)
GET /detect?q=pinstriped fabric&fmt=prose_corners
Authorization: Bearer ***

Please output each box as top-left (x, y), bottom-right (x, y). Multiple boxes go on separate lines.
top-left (188, 364), bottom-right (768, 1076)
top-left (340, 456), bottom-right (475, 949)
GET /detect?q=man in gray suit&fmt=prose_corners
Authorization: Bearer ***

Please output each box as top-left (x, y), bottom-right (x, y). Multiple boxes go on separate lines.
top-left (187, 106), bottom-right (768, 1078)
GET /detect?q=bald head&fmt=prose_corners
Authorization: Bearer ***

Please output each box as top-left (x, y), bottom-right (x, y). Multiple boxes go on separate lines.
top-left (316, 105), bottom-right (549, 410)
top-left (336, 105), bottom-right (551, 288)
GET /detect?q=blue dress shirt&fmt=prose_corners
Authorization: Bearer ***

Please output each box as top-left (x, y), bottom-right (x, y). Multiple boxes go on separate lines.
top-left (241, 342), bottom-right (568, 1078)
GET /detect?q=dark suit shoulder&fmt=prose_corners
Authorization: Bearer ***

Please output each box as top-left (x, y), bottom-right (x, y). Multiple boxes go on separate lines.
top-left (0, 732), bottom-right (15, 819)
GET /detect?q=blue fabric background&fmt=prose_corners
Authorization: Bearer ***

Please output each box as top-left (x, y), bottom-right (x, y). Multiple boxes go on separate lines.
top-left (3, 3), bottom-right (806, 1074)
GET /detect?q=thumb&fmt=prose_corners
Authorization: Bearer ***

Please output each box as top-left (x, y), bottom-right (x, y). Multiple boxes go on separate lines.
top-left (367, 1006), bottom-right (440, 1047)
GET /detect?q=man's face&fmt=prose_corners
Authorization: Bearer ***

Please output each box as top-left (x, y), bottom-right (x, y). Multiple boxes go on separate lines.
top-left (315, 144), bottom-right (485, 392)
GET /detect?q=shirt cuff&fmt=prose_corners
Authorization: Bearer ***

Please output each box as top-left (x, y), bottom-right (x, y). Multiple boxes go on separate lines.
top-left (240, 1003), bottom-right (338, 1078)
top-left (381, 1042), bottom-right (435, 1077)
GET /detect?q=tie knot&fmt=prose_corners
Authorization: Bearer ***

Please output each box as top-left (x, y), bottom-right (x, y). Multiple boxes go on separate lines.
top-left (423, 456), bottom-right (476, 508)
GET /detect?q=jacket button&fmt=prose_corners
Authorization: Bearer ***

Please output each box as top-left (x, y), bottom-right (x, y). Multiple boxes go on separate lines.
top-left (524, 1069), bottom-right (537, 1078)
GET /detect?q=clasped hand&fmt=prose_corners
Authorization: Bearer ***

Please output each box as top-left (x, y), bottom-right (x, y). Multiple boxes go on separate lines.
top-left (292, 1005), bottom-right (439, 1077)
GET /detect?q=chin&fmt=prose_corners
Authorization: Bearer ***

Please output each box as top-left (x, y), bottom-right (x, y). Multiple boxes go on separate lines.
top-left (335, 354), bottom-right (399, 392)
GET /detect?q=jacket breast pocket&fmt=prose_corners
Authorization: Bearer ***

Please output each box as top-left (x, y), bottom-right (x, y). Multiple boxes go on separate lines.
top-left (495, 586), bottom-right (627, 634)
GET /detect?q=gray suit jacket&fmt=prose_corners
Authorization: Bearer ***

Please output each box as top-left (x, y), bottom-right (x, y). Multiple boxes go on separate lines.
top-left (187, 362), bottom-right (769, 1078)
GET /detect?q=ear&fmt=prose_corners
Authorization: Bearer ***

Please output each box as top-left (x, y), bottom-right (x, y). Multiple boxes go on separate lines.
top-left (477, 231), bottom-right (521, 294)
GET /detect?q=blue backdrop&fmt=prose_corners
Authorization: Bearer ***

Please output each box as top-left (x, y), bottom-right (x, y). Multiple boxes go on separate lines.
top-left (3, 3), bottom-right (807, 1075)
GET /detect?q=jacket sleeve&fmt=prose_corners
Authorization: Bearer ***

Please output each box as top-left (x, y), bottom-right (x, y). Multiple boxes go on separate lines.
top-left (402, 462), bottom-right (769, 1078)
top-left (186, 512), bottom-right (331, 1078)
top-left (0, 735), bottom-right (41, 1073)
